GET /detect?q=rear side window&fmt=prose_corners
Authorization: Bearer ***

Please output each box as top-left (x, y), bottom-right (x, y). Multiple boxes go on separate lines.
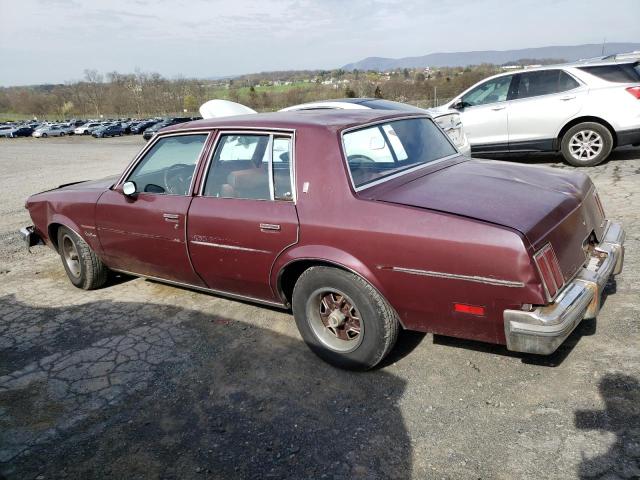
top-left (578, 63), bottom-right (640, 83)
top-left (514, 70), bottom-right (580, 99)
top-left (343, 118), bottom-right (456, 189)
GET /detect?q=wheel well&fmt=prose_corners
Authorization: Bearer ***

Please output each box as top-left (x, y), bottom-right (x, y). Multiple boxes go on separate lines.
top-left (557, 116), bottom-right (617, 149)
top-left (278, 260), bottom-right (351, 305)
top-left (48, 223), bottom-right (63, 250)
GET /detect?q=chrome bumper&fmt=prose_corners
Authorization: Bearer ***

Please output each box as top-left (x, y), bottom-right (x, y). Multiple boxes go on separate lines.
top-left (20, 225), bottom-right (44, 250)
top-left (504, 221), bottom-right (625, 355)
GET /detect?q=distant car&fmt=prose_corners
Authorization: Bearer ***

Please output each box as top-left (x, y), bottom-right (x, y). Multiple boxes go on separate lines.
top-left (92, 124), bottom-right (124, 138)
top-left (0, 126), bottom-right (15, 138)
top-left (0, 125), bottom-right (34, 138)
top-left (74, 122), bottom-right (103, 135)
top-left (21, 110), bottom-right (625, 370)
top-left (32, 124), bottom-right (67, 138)
top-left (281, 98), bottom-right (471, 156)
top-left (130, 120), bottom-right (159, 135)
top-left (142, 117), bottom-right (192, 140)
top-left (434, 59), bottom-right (640, 166)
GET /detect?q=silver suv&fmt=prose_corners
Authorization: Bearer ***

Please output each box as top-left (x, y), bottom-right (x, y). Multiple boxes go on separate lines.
top-left (431, 60), bottom-right (640, 166)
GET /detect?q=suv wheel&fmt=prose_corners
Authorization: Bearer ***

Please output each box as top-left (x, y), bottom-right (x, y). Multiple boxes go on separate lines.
top-left (292, 266), bottom-right (399, 370)
top-left (561, 122), bottom-right (613, 167)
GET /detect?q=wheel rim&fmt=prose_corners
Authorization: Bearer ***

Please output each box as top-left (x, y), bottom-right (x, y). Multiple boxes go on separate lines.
top-left (306, 288), bottom-right (363, 352)
top-left (62, 234), bottom-right (81, 278)
top-left (569, 130), bottom-right (603, 162)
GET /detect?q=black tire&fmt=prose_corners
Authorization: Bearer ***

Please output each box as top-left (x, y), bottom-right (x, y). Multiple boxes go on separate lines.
top-left (57, 226), bottom-right (108, 290)
top-left (560, 122), bottom-right (613, 167)
top-left (292, 266), bottom-right (399, 370)
top-left (42, 133), bottom-right (47, 138)
top-left (60, 132), bottom-right (65, 136)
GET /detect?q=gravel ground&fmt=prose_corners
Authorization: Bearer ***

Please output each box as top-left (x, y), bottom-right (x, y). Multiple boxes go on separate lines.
top-left (0, 136), bottom-right (638, 480)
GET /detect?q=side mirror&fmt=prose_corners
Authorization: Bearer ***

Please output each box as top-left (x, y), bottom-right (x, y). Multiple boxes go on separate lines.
top-left (122, 181), bottom-right (137, 196)
top-left (451, 99), bottom-right (465, 110)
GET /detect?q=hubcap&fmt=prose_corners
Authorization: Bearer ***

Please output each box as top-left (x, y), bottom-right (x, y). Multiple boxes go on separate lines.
top-left (307, 289), bottom-right (363, 352)
top-left (62, 235), bottom-right (81, 278)
top-left (569, 130), bottom-right (603, 161)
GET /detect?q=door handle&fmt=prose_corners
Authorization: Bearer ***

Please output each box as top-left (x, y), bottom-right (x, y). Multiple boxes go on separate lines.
top-left (259, 223), bottom-right (281, 231)
top-left (163, 213), bottom-right (180, 222)
top-left (560, 96), bottom-right (576, 101)
top-left (491, 106), bottom-right (506, 111)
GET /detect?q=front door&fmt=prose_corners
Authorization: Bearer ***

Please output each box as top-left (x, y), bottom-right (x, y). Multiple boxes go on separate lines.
top-left (456, 74), bottom-right (515, 153)
top-left (187, 132), bottom-right (299, 301)
top-left (96, 133), bottom-right (209, 285)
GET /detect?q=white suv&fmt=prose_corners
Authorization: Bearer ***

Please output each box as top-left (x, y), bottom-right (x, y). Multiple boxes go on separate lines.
top-left (431, 60), bottom-right (640, 166)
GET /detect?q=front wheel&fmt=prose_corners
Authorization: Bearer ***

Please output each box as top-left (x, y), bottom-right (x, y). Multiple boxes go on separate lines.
top-left (561, 122), bottom-right (613, 167)
top-left (57, 226), bottom-right (108, 290)
top-left (292, 266), bottom-right (399, 370)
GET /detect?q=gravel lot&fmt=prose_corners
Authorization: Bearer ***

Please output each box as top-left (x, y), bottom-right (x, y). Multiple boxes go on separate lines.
top-left (0, 136), bottom-right (638, 480)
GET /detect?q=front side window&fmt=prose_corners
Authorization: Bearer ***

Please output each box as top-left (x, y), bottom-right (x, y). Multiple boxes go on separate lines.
top-left (461, 75), bottom-right (513, 106)
top-left (127, 134), bottom-right (207, 195)
top-left (343, 118), bottom-right (456, 189)
top-left (514, 70), bottom-right (580, 99)
top-left (203, 133), bottom-right (293, 201)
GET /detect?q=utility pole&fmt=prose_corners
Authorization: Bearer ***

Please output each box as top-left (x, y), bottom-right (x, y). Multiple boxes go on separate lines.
top-left (601, 38), bottom-right (606, 56)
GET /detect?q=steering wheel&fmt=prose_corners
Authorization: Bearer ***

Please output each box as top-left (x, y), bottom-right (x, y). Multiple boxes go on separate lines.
top-left (163, 163), bottom-right (193, 195)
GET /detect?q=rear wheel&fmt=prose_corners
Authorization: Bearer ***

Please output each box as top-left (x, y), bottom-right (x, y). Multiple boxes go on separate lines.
top-left (42, 133), bottom-right (47, 138)
top-left (60, 132), bottom-right (65, 136)
top-left (292, 266), bottom-right (399, 370)
top-left (561, 122), bottom-right (613, 167)
top-left (57, 226), bottom-right (108, 290)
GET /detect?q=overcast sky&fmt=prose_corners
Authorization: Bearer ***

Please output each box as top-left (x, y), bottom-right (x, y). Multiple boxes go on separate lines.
top-left (0, 0), bottom-right (638, 86)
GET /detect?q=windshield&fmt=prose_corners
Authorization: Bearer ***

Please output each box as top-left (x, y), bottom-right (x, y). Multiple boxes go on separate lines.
top-left (343, 117), bottom-right (457, 189)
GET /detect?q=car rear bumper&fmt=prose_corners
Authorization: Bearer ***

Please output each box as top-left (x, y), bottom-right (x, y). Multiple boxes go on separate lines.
top-left (20, 226), bottom-right (45, 250)
top-left (503, 221), bottom-right (625, 355)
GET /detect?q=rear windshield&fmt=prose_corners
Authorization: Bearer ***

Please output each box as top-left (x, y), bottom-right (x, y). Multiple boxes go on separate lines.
top-left (343, 117), bottom-right (456, 189)
top-left (578, 62), bottom-right (640, 83)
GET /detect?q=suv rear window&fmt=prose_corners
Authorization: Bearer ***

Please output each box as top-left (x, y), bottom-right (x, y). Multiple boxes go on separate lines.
top-left (578, 63), bottom-right (640, 83)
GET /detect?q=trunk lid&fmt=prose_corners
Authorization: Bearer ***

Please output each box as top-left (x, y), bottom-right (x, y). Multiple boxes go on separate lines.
top-left (364, 160), bottom-right (606, 281)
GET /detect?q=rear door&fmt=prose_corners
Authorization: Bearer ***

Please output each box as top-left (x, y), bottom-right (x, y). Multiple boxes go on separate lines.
top-left (457, 74), bottom-right (514, 153)
top-left (187, 131), bottom-right (298, 302)
top-left (507, 69), bottom-right (586, 151)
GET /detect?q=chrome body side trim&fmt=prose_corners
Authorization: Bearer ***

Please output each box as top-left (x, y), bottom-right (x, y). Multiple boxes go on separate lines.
top-left (190, 240), bottom-right (271, 254)
top-left (111, 268), bottom-right (287, 309)
top-left (381, 266), bottom-right (525, 288)
top-left (504, 221), bottom-right (625, 355)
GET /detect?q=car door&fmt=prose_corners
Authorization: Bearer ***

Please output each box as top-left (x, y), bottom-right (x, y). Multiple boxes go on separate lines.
top-left (455, 74), bottom-right (515, 153)
top-left (187, 131), bottom-right (299, 302)
top-left (95, 132), bottom-right (210, 285)
top-left (507, 69), bottom-right (587, 151)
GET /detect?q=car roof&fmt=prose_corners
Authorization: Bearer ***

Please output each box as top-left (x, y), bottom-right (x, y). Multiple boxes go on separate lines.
top-left (163, 109), bottom-right (427, 134)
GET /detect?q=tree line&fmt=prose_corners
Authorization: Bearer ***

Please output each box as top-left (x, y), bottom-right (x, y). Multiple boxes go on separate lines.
top-left (0, 65), bottom-right (505, 120)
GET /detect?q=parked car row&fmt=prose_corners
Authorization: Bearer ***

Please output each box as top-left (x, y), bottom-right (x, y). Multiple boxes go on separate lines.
top-left (0, 117), bottom-right (201, 140)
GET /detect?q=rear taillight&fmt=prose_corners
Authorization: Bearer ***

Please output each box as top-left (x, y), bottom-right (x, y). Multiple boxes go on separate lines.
top-left (534, 244), bottom-right (564, 302)
top-left (626, 86), bottom-right (640, 99)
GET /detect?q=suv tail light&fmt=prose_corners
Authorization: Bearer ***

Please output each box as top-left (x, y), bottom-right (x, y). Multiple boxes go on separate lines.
top-left (626, 86), bottom-right (640, 99)
top-left (534, 244), bottom-right (565, 302)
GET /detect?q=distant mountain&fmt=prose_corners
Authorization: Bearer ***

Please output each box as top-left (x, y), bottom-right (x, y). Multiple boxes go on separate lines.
top-left (341, 43), bottom-right (640, 71)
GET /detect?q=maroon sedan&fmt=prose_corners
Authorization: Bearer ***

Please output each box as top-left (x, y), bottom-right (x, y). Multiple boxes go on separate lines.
top-left (21, 110), bottom-right (625, 370)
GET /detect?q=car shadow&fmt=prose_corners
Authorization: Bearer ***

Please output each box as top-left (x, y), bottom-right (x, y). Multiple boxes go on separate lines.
top-left (0, 294), bottom-right (412, 480)
top-left (433, 314), bottom-right (597, 368)
top-left (574, 373), bottom-right (640, 478)
top-left (473, 145), bottom-right (639, 167)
